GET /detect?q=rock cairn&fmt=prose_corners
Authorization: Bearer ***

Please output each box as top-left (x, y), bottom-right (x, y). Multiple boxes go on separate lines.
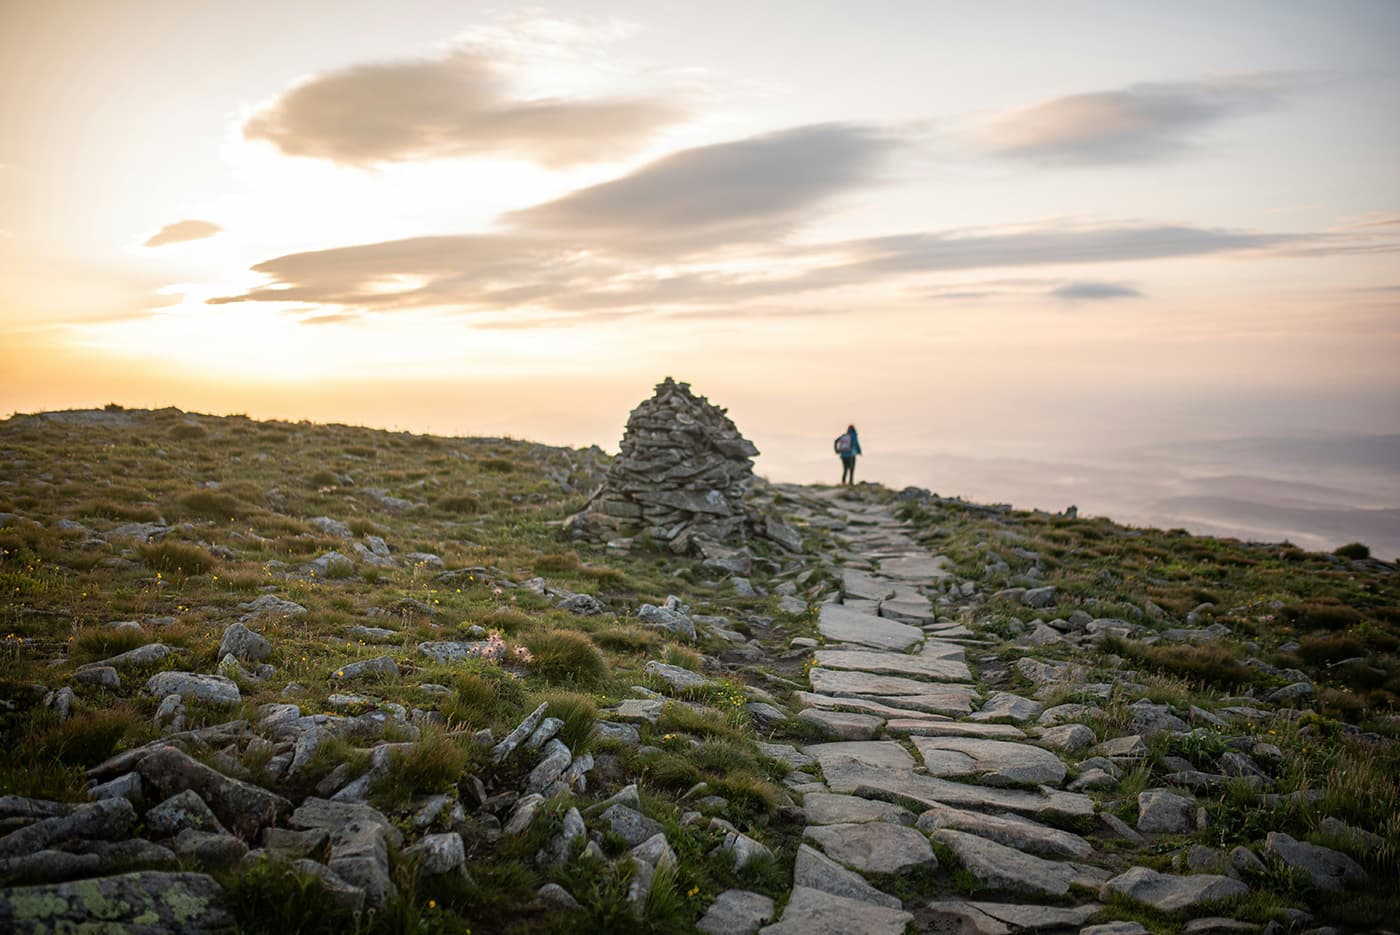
top-left (567, 378), bottom-right (762, 553)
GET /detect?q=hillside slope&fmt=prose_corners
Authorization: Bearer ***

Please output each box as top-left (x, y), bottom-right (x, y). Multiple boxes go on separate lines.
top-left (0, 407), bottom-right (1396, 934)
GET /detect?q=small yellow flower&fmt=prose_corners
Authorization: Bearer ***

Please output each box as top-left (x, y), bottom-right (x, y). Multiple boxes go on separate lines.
top-left (427, 899), bottom-right (437, 909)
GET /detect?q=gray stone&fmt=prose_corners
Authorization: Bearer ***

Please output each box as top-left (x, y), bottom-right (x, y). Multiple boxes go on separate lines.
top-left (329, 656), bottom-right (398, 681)
top-left (803, 793), bottom-right (913, 826)
top-left (94, 642), bottom-right (174, 670)
top-left (916, 804), bottom-right (1093, 859)
top-left (615, 698), bottom-right (664, 723)
top-left (697, 889), bottom-right (776, 934)
top-left (537, 807), bottom-right (585, 866)
top-left (1081, 924), bottom-right (1148, 935)
top-left (1039, 723), bottom-right (1096, 752)
top-left (557, 593), bottom-right (605, 616)
top-left (219, 622), bottom-right (272, 663)
top-left (262, 827), bottom-right (329, 860)
top-left (813, 649), bottom-right (971, 683)
top-left (238, 594), bottom-right (308, 617)
top-left (87, 771), bottom-right (144, 805)
top-left (911, 736), bottom-right (1067, 787)
top-left (143, 671), bottom-right (240, 706)
top-left (42, 686), bottom-right (78, 720)
top-left (526, 739), bottom-right (572, 794)
top-left (503, 794), bottom-right (544, 835)
top-left (932, 829), bottom-right (1106, 897)
top-left (145, 790), bottom-right (227, 838)
top-left (492, 702), bottom-right (549, 764)
top-left (808, 669), bottom-right (973, 715)
top-left (922, 900), bottom-right (1101, 935)
top-left (599, 804), bottom-right (663, 846)
top-left (1038, 702), bottom-right (1094, 725)
top-left (593, 720), bottom-right (641, 746)
top-left (1137, 788), bottom-right (1198, 834)
top-left (1317, 816), bottom-right (1385, 854)
top-left (1091, 735), bottom-right (1148, 758)
top-left (1102, 812), bottom-right (1146, 845)
top-left (537, 882), bottom-right (581, 911)
top-left (1263, 831), bottom-right (1366, 891)
top-left (884, 719), bottom-right (1027, 740)
top-left (0, 849), bottom-right (104, 885)
top-left (644, 661), bottom-right (710, 692)
top-left (309, 516), bottom-right (353, 537)
top-left (759, 885), bottom-right (912, 935)
top-left (718, 828), bottom-right (772, 870)
top-left (289, 859), bottom-right (365, 913)
top-left (798, 709), bottom-right (882, 740)
top-left (804, 821), bottom-right (936, 874)
top-left (817, 604), bottom-right (923, 652)
top-left (1129, 700), bottom-right (1188, 736)
top-left (329, 816), bottom-right (397, 908)
top-left (74, 666), bottom-right (121, 689)
top-left (404, 832), bottom-right (466, 876)
top-left (814, 757), bottom-right (1095, 821)
top-left (418, 640), bottom-right (504, 664)
top-left (792, 843), bottom-right (902, 909)
top-left (637, 602), bottom-right (697, 641)
top-left (1022, 586), bottom-right (1056, 608)
top-left (0, 797), bottom-right (136, 858)
top-left (0, 871), bottom-right (232, 932)
top-left (1228, 845), bottom-right (1265, 875)
top-left (968, 692), bottom-right (1043, 723)
top-left (172, 828), bottom-right (247, 871)
top-left (136, 747), bottom-right (291, 840)
top-left (1100, 866), bottom-right (1249, 911)
top-left (1069, 768), bottom-right (1118, 791)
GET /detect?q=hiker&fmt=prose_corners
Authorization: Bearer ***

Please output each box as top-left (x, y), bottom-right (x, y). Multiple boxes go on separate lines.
top-left (834, 424), bottom-right (862, 484)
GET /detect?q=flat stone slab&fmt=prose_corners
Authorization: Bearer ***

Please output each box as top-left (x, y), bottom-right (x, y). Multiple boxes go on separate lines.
top-left (798, 709), bottom-right (882, 740)
top-left (818, 604), bottom-right (923, 652)
top-left (916, 804), bottom-right (1093, 859)
top-left (826, 762), bottom-right (1097, 821)
top-left (967, 692), bottom-right (1043, 723)
top-left (792, 843), bottom-right (902, 908)
top-left (813, 650), bottom-right (972, 683)
top-left (803, 741), bottom-right (917, 773)
top-left (803, 793), bottom-right (915, 826)
top-left (923, 900), bottom-right (1102, 935)
top-left (1100, 866), bottom-right (1248, 911)
top-left (919, 640), bottom-right (967, 661)
top-left (804, 822), bottom-right (936, 875)
top-left (933, 829), bottom-right (1108, 897)
top-left (877, 556), bottom-right (953, 581)
top-left (842, 569), bottom-right (897, 602)
top-left (697, 889), bottom-right (775, 935)
top-left (884, 720), bottom-right (1026, 739)
top-left (759, 885), bottom-right (913, 935)
top-left (796, 691), bottom-right (953, 721)
top-left (808, 669), bottom-right (974, 716)
top-left (879, 599), bottom-right (935, 624)
top-left (911, 736), bottom-right (1067, 787)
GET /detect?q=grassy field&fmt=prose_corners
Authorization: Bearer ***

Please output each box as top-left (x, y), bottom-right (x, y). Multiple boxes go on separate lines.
top-left (1, 406), bottom-right (1396, 933)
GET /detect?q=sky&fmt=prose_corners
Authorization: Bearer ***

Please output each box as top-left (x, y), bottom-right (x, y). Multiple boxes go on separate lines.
top-left (2, 1), bottom-right (1398, 545)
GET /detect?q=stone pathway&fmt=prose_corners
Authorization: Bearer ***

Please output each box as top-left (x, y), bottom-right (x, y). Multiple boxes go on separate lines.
top-left (753, 490), bottom-right (1244, 934)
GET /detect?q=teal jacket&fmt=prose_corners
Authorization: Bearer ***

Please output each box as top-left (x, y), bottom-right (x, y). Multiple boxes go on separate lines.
top-left (836, 430), bottom-right (862, 458)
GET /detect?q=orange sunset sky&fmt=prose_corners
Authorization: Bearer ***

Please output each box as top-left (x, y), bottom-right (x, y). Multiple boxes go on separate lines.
top-left (2, 1), bottom-right (1398, 524)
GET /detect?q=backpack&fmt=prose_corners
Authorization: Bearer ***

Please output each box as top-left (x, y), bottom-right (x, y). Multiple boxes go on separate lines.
top-left (834, 433), bottom-right (853, 454)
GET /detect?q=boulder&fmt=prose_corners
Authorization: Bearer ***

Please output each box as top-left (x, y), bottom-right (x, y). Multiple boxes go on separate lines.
top-left (1100, 866), bottom-right (1248, 911)
top-left (1263, 831), bottom-right (1366, 891)
top-left (0, 871), bottom-right (232, 932)
top-left (136, 747), bottom-right (291, 840)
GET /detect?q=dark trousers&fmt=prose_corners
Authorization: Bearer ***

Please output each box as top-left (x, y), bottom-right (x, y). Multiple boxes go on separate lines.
top-left (841, 456), bottom-right (856, 484)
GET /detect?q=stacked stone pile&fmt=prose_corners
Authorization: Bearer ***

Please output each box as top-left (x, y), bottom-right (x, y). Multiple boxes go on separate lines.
top-left (568, 378), bottom-right (786, 555)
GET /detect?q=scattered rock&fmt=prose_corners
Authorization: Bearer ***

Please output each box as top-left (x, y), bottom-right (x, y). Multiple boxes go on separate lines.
top-left (792, 843), bottom-right (902, 909)
top-left (697, 889), bottom-right (776, 934)
top-left (1137, 789), bottom-right (1198, 834)
top-left (404, 832), bottom-right (467, 876)
top-left (759, 885), bottom-right (912, 934)
top-left (803, 821), bottom-right (936, 875)
top-left (136, 747), bottom-right (290, 839)
top-left (1100, 866), bottom-right (1249, 911)
top-left (932, 828), bottom-right (1105, 898)
top-left (144, 790), bottom-right (227, 838)
top-left (0, 871), bottom-right (232, 932)
top-left (1263, 831), bottom-right (1366, 891)
top-left (143, 672), bottom-right (240, 706)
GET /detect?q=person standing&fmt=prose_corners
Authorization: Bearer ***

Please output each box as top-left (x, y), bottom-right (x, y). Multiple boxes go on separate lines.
top-left (834, 424), bottom-right (862, 484)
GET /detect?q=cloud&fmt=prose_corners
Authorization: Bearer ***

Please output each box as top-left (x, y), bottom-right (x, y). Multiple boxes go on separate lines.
top-left (1049, 281), bottom-right (1145, 302)
top-left (143, 219), bottom-right (222, 248)
top-left (972, 74), bottom-right (1299, 165)
top-left (506, 123), bottom-right (898, 252)
top-left (242, 46), bottom-right (682, 167)
top-left (842, 223), bottom-right (1290, 274)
